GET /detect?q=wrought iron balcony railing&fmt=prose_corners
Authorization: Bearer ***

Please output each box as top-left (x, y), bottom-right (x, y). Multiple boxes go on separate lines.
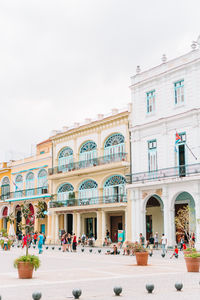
top-left (126, 163), bottom-right (200, 184)
top-left (0, 187), bottom-right (49, 201)
top-left (49, 194), bottom-right (127, 208)
top-left (48, 153), bottom-right (127, 175)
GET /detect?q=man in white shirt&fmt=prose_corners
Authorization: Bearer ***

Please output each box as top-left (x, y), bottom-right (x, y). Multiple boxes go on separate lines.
top-left (161, 234), bottom-right (167, 254)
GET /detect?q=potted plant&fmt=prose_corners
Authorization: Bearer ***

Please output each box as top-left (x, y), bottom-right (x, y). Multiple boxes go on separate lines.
top-left (13, 201), bottom-right (41, 279)
top-left (134, 243), bottom-right (148, 266)
top-left (183, 247), bottom-right (196, 256)
top-left (14, 255), bottom-right (40, 279)
top-left (184, 252), bottom-right (200, 272)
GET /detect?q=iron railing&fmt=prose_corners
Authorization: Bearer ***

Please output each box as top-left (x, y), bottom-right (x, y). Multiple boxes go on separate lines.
top-left (126, 163), bottom-right (200, 184)
top-left (48, 153), bottom-right (127, 175)
top-left (49, 194), bottom-right (127, 208)
top-left (0, 187), bottom-right (49, 201)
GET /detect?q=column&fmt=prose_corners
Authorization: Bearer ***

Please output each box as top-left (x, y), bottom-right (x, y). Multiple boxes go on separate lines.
top-left (124, 209), bottom-right (128, 240)
top-left (64, 214), bottom-right (67, 231)
top-left (101, 211), bottom-right (106, 243)
top-left (77, 213), bottom-right (81, 238)
top-left (47, 214), bottom-right (52, 244)
top-left (55, 214), bottom-right (59, 244)
top-left (96, 211), bottom-right (102, 246)
top-left (51, 213), bottom-right (55, 244)
top-left (34, 217), bottom-right (39, 233)
top-left (73, 213), bottom-right (77, 235)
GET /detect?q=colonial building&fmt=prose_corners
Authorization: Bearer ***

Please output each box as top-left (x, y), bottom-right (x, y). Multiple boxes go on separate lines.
top-left (48, 108), bottom-right (131, 245)
top-left (0, 162), bottom-right (12, 232)
top-left (127, 42), bottom-right (200, 248)
top-left (0, 139), bottom-right (52, 236)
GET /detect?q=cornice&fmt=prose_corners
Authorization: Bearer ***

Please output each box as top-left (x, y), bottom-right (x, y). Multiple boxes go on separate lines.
top-left (52, 112), bottom-right (129, 144)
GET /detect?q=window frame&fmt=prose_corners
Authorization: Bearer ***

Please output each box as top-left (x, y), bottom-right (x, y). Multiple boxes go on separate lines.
top-left (146, 90), bottom-right (156, 114)
top-left (174, 79), bottom-right (184, 105)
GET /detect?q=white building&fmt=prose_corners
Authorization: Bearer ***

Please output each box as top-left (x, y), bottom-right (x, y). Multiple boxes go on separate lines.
top-left (127, 39), bottom-right (200, 248)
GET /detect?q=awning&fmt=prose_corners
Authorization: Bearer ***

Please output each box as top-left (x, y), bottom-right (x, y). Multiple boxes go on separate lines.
top-left (5, 194), bottom-right (51, 203)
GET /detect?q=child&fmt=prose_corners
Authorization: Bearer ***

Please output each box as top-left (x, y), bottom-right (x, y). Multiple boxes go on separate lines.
top-left (170, 245), bottom-right (178, 259)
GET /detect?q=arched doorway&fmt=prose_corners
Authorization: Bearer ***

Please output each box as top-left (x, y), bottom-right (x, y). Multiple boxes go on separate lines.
top-left (174, 192), bottom-right (196, 243)
top-left (2, 207), bottom-right (8, 230)
top-left (15, 205), bottom-right (22, 235)
top-left (145, 195), bottom-right (164, 240)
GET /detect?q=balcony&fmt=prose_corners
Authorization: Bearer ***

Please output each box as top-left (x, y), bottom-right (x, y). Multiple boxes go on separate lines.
top-left (49, 194), bottom-right (127, 208)
top-left (126, 163), bottom-right (200, 184)
top-left (0, 187), bottom-right (50, 202)
top-left (48, 153), bottom-right (127, 176)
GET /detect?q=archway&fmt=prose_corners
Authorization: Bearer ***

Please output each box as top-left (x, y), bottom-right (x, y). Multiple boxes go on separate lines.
top-left (2, 207), bottom-right (8, 230)
top-left (15, 205), bottom-right (22, 235)
top-left (174, 192), bottom-right (196, 243)
top-left (145, 195), bottom-right (164, 240)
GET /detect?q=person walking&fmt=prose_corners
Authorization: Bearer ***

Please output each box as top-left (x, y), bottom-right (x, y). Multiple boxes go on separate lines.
top-left (38, 232), bottom-right (44, 254)
top-left (22, 234), bottom-right (27, 248)
top-left (161, 233), bottom-right (167, 255)
top-left (149, 234), bottom-right (154, 255)
top-left (67, 233), bottom-right (72, 252)
top-left (154, 232), bottom-right (159, 249)
top-left (72, 233), bottom-right (77, 252)
top-left (33, 232), bottom-right (38, 245)
top-left (139, 233), bottom-right (145, 247)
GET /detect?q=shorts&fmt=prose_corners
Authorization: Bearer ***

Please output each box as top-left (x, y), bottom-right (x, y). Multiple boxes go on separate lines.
top-left (149, 244), bottom-right (153, 250)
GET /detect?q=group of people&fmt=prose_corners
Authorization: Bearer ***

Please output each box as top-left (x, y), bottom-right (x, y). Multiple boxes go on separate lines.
top-left (61, 232), bottom-right (77, 252)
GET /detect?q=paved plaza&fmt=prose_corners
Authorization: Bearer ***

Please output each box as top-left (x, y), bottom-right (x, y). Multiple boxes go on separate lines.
top-left (0, 247), bottom-right (199, 300)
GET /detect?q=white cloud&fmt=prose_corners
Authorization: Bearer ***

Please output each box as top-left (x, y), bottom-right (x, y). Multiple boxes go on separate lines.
top-left (0, 0), bottom-right (199, 160)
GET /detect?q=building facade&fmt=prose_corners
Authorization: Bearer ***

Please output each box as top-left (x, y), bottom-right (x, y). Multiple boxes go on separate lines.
top-left (0, 139), bottom-right (52, 236)
top-left (127, 46), bottom-right (200, 248)
top-left (0, 162), bottom-right (12, 232)
top-left (48, 108), bottom-right (131, 245)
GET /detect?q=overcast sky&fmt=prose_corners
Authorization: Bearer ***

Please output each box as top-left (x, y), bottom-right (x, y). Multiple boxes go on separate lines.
top-left (0, 0), bottom-right (199, 161)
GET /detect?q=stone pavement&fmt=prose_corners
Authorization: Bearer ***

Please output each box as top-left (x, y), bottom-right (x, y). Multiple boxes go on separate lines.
top-left (0, 246), bottom-right (199, 300)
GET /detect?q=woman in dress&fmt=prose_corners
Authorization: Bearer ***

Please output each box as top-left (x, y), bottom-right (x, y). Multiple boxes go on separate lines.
top-left (72, 233), bottom-right (77, 252)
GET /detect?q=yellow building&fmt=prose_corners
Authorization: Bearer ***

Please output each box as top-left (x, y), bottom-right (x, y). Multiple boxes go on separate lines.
top-left (48, 107), bottom-right (132, 245)
top-left (0, 162), bottom-right (12, 232)
top-left (1, 139), bottom-right (52, 236)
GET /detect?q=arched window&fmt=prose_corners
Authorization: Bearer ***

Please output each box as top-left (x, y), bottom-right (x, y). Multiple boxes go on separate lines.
top-left (1, 177), bottom-right (10, 200)
top-left (57, 183), bottom-right (74, 201)
top-left (103, 175), bottom-right (126, 203)
top-left (14, 175), bottom-right (23, 198)
top-left (38, 169), bottom-right (48, 195)
top-left (79, 141), bottom-right (97, 163)
top-left (104, 133), bottom-right (125, 158)
top-left (26, 172), bottom-right (35, 196)
top-left (78, 179), bottom-right (98, 205)
top-left (58, 147), bottom-right (73, 171)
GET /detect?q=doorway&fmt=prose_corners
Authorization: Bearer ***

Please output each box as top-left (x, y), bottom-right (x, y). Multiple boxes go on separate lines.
top-left (85, 217), bottom-right (97, 239)
top-left (110, 216), bottom-right (122, 242)
top-left (67, 214), bottom-right (73, 234)
top-left (178, 144), bottom-right (186, 177)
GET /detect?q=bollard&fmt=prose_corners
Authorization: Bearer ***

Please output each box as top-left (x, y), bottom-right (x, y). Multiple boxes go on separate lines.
top-left (175, 282), bottom-right (183, 291)
top-left (52, 247), bottom-right (55, 250)
top-left (72, 288), bottom-right (82, 299)
top-left (81, 248), bottom-right (84, 252)
top-left (33, 246), bottom-right (36, 249)
top-left (161, 253), bottom-right (165, 258)
top-left (58, 247), bottom-right (61, 250)
top-left (17, 245), bottom-right (20, 248)
top-left (98, 249), bottom-right (101, 253)
top-left (12, 245), bottom-right (14, 248)
top-left (46, 247), bottom-right (49, 250)
top-left (89, 249), bottom-right (92, 253)
top-left (146, 284), bottom-right (154, 293)
top-left (113, 286), bottom-right (122, 296)
top-left (32, 292), bottom-right (42, 300)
